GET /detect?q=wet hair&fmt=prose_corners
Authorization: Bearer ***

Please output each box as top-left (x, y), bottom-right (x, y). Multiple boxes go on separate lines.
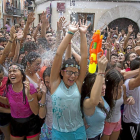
top-left (115, 62), bottom-right (123, 69)
top-left (37, 38), bottom-right (48, 49)
top-left (81, 73), bottom-right (109, 118)
top-left (60, 58), bottom-right (80, 79)
top-left (105, 69), bottom-right (123, 113)
top-left (0, 64), bottom-right (4, 73)
top-left (24, 41), bottom-right (38, 52)
top-left (61, 58), bottom-right (79, 70)
top-left (24, 52), bottom-right (41, 69)
top-left (6, 63), bottom-right (26, 104)
top-left (130, 57), bottom-right (140, 70)
top-left (43, 67), bottom-right (51, 83)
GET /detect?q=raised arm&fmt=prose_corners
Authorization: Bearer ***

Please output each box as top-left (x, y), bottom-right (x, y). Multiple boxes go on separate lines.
top-left (40, 11), bottom-right (49, 38)
top-left (33, 24), bottom-right (40, 41)
top-left (76, 20), bottom-right (90, 89)
top-left (12, 40), bottom-right (20, 63)
top-left (0, 26), bottom-right (15, 64)
top-left (124, 25), bottom-right (133, 49)
top-left (22, 12), bottom-right (35, 41)
top-left (72, 48), bottom-right (81, 64)
top-left (129, 68), bottom-right (140, 90)
top-left (122, 68), bottom-right (139, 80)
top-left (50, 23), bottom-right (79, 93)
top-left (83, 54), bottom-right (108, 112)
top-left (65, 43), bottom-right (71, 60)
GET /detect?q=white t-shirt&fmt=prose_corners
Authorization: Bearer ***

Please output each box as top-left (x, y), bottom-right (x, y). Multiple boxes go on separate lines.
top-left (123, 79), bottom-right (140, 124)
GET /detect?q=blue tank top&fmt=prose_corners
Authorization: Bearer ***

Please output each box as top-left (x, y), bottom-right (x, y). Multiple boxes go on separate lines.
top-left (51, 80), bottom-right (84, 132)
top-left (84, 97), bottom-right (110, 138)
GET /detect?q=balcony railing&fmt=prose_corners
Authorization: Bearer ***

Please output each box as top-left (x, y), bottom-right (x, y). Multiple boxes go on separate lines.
top-left (5, 6), bottom-right (22, 16)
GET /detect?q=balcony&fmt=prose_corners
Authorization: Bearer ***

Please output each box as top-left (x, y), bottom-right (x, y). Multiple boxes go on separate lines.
top-left (5, 6), bottom-right (22, 16)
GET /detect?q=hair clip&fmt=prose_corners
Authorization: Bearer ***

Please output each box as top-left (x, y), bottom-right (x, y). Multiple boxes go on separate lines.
top-left (65, 64), bottom-right (68, 68)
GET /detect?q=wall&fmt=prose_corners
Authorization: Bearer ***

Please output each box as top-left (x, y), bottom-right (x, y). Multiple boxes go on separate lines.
top-left (35, 1), bottom-right (140, 31)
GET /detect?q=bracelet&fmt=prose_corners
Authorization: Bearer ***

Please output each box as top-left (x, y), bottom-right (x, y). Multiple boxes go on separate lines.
top-left (68, 31), bottom-right (74, 35)
top-left (69, 43), bottom-right (71, 44)
top-left (39, 102), bottom-right (46, 108)
top-left (97, 73), bottom-right (105, 77)
top-left (28, 98), bottom-right (34, 102)
top-left (8, 40), bottom-right (13, 43)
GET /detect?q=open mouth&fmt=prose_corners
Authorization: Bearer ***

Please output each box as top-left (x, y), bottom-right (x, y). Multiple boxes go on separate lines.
top-left (68, 79), bottom-right (74, 83)
top-left (10, 76), bottom-right (16, 80)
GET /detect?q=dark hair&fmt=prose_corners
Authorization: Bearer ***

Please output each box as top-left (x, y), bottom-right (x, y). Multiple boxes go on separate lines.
top-left (0, 37), bottom-right (7, 43)
top-left (43, 67), bottom-right (51, 83)
top-left (105, 69), bottom-right (123, 113)
top-left (24, 52), bottom-right (41, 68)
top-left (0, 48), bottom-right (4, 51)
top-left (0, 64), bottom-right (4, 73)
top-left (130, 57), bottom-right (140, 70)
top-left (110, 54), bottom-right (118, 60)
top-left (60, 58), bottom-right (79, 79)
top-left (6, 63), bottom-right (26, 104)
top-left (6, 21), bottom-right (9, 24)
top-left (46, 31), bottom-right (52, 34)
top-left (37, 38), bottom-right (48, 49)
top-left (125, 52), bottom-right (136, 61)
top-left (81, 73), bottom-right (109, 118)
top-left (24, 41), bottom-right (38, 52)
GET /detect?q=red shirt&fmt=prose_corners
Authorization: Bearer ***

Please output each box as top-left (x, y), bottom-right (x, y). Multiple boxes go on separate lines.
top-left (125, 68), bottom-right (131, 72)
top-left (0, 77), bottom-right (9, 108)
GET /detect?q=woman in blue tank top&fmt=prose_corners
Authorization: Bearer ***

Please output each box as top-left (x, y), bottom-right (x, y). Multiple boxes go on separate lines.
top-left (81, 53), bottom-right (109, 140)
top-left (50, 20), bottom-right (90, 140)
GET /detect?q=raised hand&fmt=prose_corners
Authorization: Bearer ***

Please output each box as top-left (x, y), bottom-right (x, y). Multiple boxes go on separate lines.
top-left (97, 52), bottom-right (108, 73)
top-left (68, 22), bottom-right (79, 33)
top-left (40, 81), bottom-right (47, 94)
top-left (16, 29), bottom-right (24, 40)
top-left (10, 26), bottom-right (16, 40)
top-left (79, 19), bottom-right (91, 34)
top-left (24, 81), bottom-right (30, 96)
top-left (128, 25), bottom-right (133, 34)
top-left (57, 17), bottom-right (68, 31)
top-left (27, 12), bottom-right (35, 24)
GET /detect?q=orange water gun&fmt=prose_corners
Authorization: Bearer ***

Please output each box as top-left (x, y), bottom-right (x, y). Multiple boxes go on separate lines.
top-left (88, 30), bottom-right (104, 73)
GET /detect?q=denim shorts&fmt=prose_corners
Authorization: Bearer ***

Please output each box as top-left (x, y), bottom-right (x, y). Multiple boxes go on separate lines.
top-left (52, 126), bottom-right (86, 140)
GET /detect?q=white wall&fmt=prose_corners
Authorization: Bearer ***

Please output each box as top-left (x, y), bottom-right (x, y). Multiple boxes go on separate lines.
top-left (0, 0), bottom-right (3, 28)
top-left (34, 1), bottom-right (140, 30)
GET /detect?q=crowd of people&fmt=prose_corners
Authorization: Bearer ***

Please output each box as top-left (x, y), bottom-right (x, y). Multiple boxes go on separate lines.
top-left (0, 10), bottom-right (140, 140)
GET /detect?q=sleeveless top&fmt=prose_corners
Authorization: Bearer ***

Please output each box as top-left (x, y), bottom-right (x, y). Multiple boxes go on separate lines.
top-left (84, 97), bottom-right (110, 138)
top-left (6, 84), bottom-right (37, 118)
top-left (51, 80), bottom-right (84, 132)
top-left (106, 87), bottom-right (124, 123)
top-left (26, 73), bottom-right (40, 89)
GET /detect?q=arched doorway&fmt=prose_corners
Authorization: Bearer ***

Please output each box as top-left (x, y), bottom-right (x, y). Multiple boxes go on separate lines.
top-left (108, 18), bottom-right (139, 35)
top-left (96, 5), bottom-right (140, 32)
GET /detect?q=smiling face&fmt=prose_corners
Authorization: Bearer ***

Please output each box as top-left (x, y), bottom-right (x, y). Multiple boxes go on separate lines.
top-left (118, 53), bottom-right (125, 62)
top-left (45, 33), bottom-right (53, 46)
top-left (27, 57), bottom-right (42, 73)
top-left (8, 65), bottom-right (23, 84)
top-left (61, 67), bottom-right (79, 88)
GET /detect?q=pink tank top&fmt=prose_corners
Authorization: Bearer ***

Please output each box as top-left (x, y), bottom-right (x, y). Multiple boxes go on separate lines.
top-left (6, 84), bottom-right (37, 118)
